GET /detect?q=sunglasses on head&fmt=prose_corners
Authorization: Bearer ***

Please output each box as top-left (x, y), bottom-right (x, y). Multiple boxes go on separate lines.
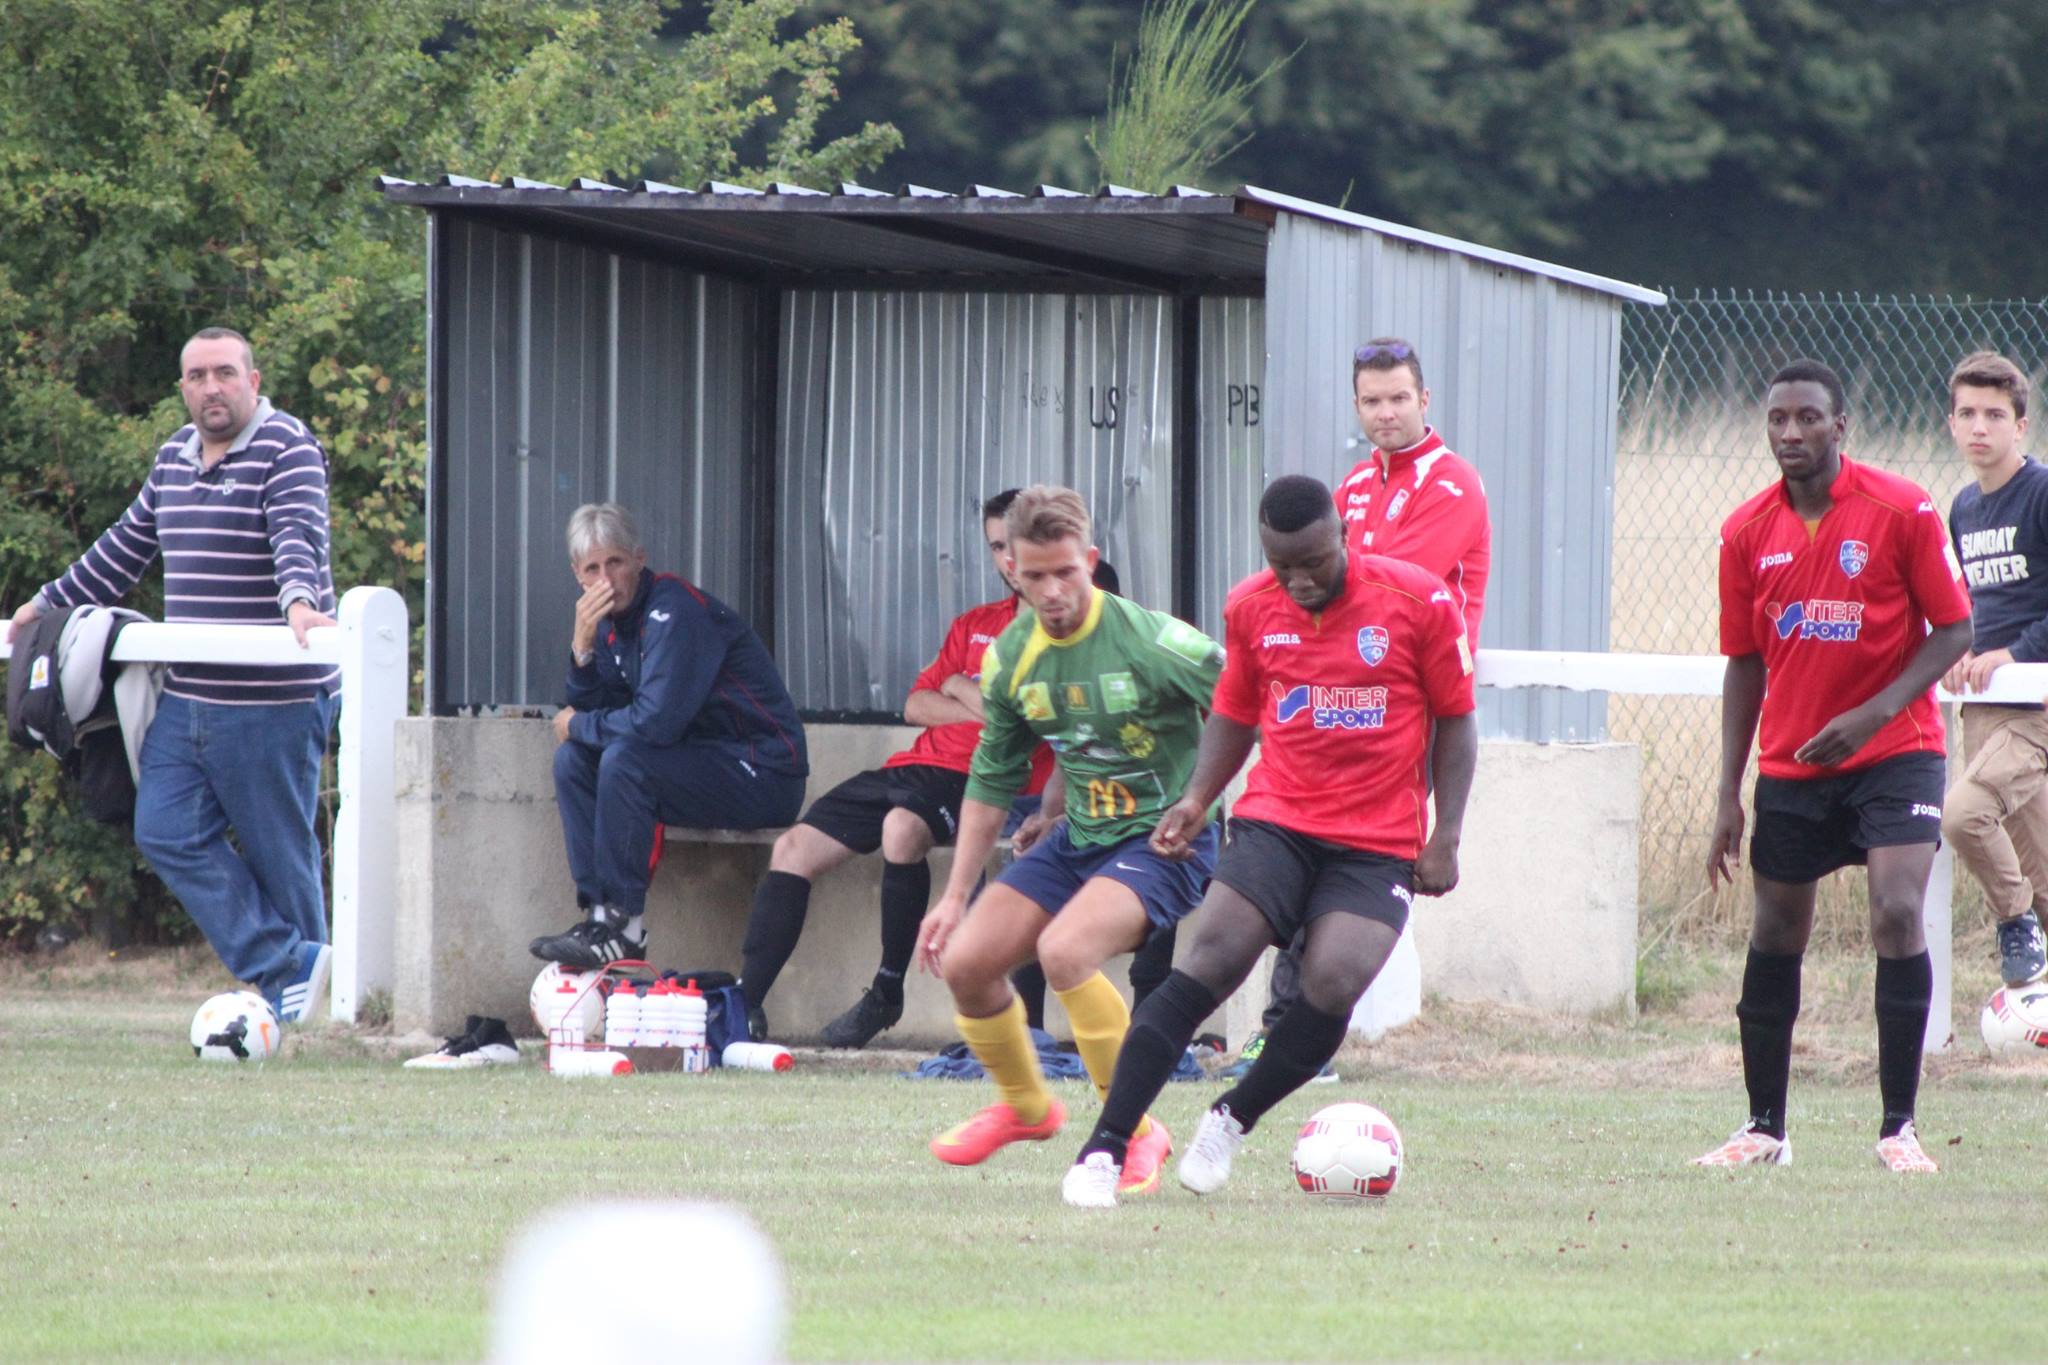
top-left (1354, 343), bottom-right (1414, 362)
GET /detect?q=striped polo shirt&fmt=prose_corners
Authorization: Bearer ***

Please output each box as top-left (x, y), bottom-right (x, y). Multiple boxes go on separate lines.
top-left (37, 398), bottom-right (338, 704)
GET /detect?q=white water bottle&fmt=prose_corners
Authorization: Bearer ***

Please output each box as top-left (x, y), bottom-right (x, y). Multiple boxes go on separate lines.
top-left (677, 979), bottom-right (710, 1073)
top-left (548, 1048), bottom-right (634, 1077)
top-left (605, 983), bottom-right (643, 1047)
top-left (722, 1041), bottom-right (794, 1072)
top-left (645, 981), bottom-right (682, 1048)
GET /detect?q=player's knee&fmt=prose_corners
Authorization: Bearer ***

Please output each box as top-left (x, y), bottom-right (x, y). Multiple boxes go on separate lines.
top-left (552, 738), bottom-right (592, 790)
top-left (1868, 900), bottom-right (1926, 957)
top-left (878, 808), bottom-right (934, 863)
top-left (1298, 958), bottom-right (1370, 1016)
top-left (769, 825), bottom-right (817, 872)
top-left (1034, 930), bottom-right (1094, 992)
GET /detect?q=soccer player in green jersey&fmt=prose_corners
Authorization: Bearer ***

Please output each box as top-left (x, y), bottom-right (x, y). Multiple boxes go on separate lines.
top-left (915, 485), bottom-right (1225, 1195)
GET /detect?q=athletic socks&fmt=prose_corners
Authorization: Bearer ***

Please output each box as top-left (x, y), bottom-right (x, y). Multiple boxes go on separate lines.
top-left (1054, 971), bottom-right (1150, 1142)
top-left (875, 859), bottom-right (930, 997)
top-left (738, 871), bottom-right (811, 1012)
top-left (1079, 969), bottom-right (1217, 1166)
top-left (1128, 923), bottom-right (1176, 1010)
top-left (1734, 947), bottom-right (1802, 1140)
top-left (956, 994), bottom-right (1053, 1126)
top-left (1875, 951), bottom-right (1932, 1140)
top-left (1011, 960), bottom-right (1049, 1030)
top-left (1216, 998), bottom-right (1349, 1133)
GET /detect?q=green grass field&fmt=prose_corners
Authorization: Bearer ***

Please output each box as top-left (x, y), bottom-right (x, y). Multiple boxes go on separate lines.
top-left (2, 947), bottom-right (2044, 1362)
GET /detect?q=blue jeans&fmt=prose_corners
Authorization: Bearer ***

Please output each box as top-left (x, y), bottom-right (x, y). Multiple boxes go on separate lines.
top-left (553, 738), bottom-right (805, 918)
top-left (135, 693), bottom-right (333, 998)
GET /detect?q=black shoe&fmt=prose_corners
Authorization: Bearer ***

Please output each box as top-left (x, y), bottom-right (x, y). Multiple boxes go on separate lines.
top-left (404, 1016), bottom-right (520, 1069)
top-left (1998, 910), bottom-right (2048, 986)
top-left (746, 1004), bottom-right (769, 1043)
top-left (820, 987), bottom-right (904, 1049)
top-left (528, 917), bottom-right (645, 969)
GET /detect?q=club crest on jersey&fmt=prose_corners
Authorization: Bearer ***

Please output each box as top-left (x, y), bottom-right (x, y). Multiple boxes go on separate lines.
top-left (1271, 680), bottom-right (1387, 729)
top-left (1770, 599), bottom-right (1864, 642)
top-left (1357, 626), bottom-right (1389, 667)
top-left (1838, 540), bottom-right (1869, 578)
top-left (1383, 489), bottom-right (1410, 522)
top-left (1019, 682), bottom-right (1055, 721)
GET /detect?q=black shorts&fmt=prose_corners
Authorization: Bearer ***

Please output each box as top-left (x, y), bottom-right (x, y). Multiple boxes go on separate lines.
top-left (1750, 751), bottom-right (1946, 884)
top-left (1211, 817), bottom-right (1414, 943)
top-left (799, 765), bottom-right (969, 853)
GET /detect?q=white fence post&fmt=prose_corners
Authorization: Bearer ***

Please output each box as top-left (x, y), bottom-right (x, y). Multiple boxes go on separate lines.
top-left (331, 587), bottom-right (409, 1023)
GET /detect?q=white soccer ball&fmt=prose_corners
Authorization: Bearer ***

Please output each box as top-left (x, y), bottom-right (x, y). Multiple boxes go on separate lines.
top-left (1979, 983), bottom-right (2048, 1057)
top-left (191, 990), bottom-right (281, 1062)
top-left (530, 964), bottom-right (604, 1043)
top-left (1291, 1101), bottom-right (1403, 1200)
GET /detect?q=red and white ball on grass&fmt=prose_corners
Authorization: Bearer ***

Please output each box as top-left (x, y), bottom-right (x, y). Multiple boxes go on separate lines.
top-left (1980, 983), bottom-right (2048, 1057)
top-left (1292, 1101), bottom-right (1402, 1201)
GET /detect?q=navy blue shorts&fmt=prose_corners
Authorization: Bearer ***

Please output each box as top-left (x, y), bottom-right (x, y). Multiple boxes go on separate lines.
top-left (993, 821), bottom-right (1216, 931)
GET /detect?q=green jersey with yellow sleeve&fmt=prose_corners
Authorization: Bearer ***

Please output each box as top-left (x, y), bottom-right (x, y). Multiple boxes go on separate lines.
top-left (965, 589), bottom-right (1225, 846)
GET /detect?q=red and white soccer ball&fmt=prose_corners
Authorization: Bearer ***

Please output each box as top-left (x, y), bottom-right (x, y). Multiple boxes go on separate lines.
top-left (1979, 983), bottom-right (2048, 1057)
top-left (1291, 1101), bottom-right (1402, 1201)
top-left (530, 964), bottom-right (605, 1044)
top-left (190, 990), bottom-right (281, 1062)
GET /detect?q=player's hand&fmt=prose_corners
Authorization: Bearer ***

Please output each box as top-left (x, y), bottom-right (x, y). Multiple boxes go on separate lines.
top-left (5, 600), bottom-right (40, 644)
top-left (286, 599), bottom-right (336, 648)
top-left (1414, 831), bottom-right (1460, 897)
top-left (1793, 703), bottom-right (1885, 769)
top-left (1008, 809), bottom-right (1055, 856)
top-left (552, 706), bottom-right (577, 745)
top-left (1148, 796), bottom-right (1211, 860)
top-left (916, 892), bottom-right (967, 975)
top-left (1948, 647), bottom-right (2012, 695)
top-left (1706, 792), bottom-right (1745, 890)
top-left (572, 580), bottom-right (615, 658)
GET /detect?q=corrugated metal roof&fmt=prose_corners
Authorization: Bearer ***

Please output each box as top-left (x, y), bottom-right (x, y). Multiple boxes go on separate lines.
top-left (377, 175), bottom-right (1663, 304)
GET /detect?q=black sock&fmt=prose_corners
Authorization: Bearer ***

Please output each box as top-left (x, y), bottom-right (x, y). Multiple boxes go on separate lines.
top-left (875, 859), bottom-right (929, 1002)
top-left (1129, 923), bottom-right (1176, 1010)
top-left (739, 871), bottom-right (811, 1012)
top-left (1079, 969), bottom-right (1217, 1165)
top-left (1216, 999), bottom-right (1349, 1133)
top-left (1011, 959), bottom-right (1048, 1031)
top-left (1735, 947), bottom-right (1802, 1139)
top-left (1875, 951), bottom-right (1932, 1139)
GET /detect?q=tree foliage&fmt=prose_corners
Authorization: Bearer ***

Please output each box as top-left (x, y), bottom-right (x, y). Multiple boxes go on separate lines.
top-left (1088, 0), bottom-right (1283, 194)
top-left (0, 0), bottom-right (897, 943)
top-left (813, 0), bottom-right (2048, 293)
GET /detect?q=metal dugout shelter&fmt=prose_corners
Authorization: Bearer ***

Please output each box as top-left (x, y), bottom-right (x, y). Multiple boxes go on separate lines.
top-left (381, 175), bottom-right (1662, 741)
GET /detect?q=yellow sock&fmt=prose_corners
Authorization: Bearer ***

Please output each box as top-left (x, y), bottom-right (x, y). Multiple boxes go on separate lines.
top-left (955, 994), bottom-right (1052, 1125)
top-left (1054, 971), bottom-right (1151, 1140)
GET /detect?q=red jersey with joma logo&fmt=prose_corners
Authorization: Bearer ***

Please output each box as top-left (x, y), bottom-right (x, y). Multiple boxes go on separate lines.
top-left (1717, 455), bottom-right (1971, 780)
top-left (1334, 427), bottom-right (1491, 643)
top-left (1212, 553), bottom-right (1475, 857)
top-left (885, 595), bottom-right (1052, 793)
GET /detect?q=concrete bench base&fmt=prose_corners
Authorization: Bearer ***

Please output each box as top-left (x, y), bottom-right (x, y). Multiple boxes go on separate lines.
top-left (394, 719), bottom-right (1638, 1048)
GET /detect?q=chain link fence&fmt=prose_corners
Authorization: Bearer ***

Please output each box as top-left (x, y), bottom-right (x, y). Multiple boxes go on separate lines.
top-left (1614, 291), bottom-right (2048, 948)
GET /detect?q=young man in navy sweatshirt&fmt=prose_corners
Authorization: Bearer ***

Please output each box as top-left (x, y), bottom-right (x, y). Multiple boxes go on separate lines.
top-left (530, 503), bottom-right (807, 969)
top-left (1941, 351), bottom-right (2048, 987)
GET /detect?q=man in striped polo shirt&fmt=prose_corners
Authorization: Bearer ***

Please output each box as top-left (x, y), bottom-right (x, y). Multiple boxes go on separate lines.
top-left (8, 327), bottom-right (339, 1023)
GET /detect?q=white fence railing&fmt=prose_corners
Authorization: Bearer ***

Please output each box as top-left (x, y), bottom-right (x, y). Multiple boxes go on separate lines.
top-left (0, 586), bottom-right (407, 1023)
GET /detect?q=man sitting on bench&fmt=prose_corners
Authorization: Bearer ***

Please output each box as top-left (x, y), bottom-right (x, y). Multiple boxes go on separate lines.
top-left (532, 502), bottom-right (808, 970)
top-left (735, 490), bottom-right (1057, 1048)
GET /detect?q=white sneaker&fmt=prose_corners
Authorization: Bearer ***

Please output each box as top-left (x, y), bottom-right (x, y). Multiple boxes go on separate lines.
top-left (1875, 1121), bottom-right (1938, 1174)
top-left (1691, 1121), bottom-right (1791, 1167)
top-left (1062, 1152), bottom-right (1121, 1209)
top-left (1178, 1105), bottom-right (1246, 1195)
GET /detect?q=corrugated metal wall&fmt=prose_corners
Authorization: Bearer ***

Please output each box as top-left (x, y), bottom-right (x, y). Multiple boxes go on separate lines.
top-left (775, 290), bottom-right (1183, 713)
top-left (433, 216), bottom-right (758, 711)
top-left (1192, 296), bottom-right (1268, 636)
top-left (1262, 213), bottom-right (1619, 741)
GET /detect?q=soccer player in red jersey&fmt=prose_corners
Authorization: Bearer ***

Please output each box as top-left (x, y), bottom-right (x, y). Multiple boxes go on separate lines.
top-left (1223, 337), bottom-right (1495, 1084)
top-left (735, 490), bottom-right (1055, 1047)
top-left (1060, 474), bottom-right (1477, 1207)
top-left (1696, 359), bottom-right (1973, 1176)
top-left (1333, 337), bottom-right (1490, 642)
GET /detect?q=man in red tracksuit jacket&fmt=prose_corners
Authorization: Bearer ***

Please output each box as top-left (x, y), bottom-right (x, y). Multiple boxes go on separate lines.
top-left (1224, 335), bottom-right (1491, 1080)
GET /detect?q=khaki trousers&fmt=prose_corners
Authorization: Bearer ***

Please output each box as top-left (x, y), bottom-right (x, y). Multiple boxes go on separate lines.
top-left (1942, 703), bottom-right (2048, 919)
